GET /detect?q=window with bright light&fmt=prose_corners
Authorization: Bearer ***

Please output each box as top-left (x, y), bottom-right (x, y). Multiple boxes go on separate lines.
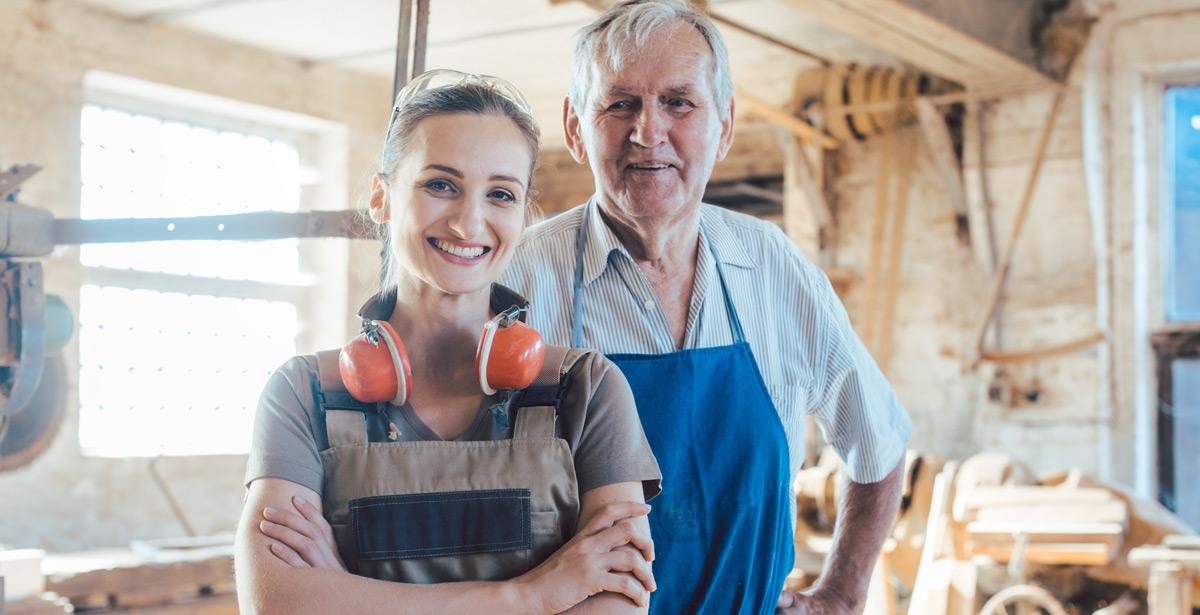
top-left (1166, 86), bottom-right (1200, 321)
top-left (78, 76), bottom-right (348, 457)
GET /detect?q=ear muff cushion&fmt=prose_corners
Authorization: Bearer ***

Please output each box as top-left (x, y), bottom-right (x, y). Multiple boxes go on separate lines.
top-left (339, 320), bottom-right (412, 405)
top-left (476, 320), bottom-right (545, 394)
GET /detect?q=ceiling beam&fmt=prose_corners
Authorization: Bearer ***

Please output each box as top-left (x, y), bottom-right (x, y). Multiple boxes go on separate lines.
top-left (778, 0), bottom-right (1050, 89)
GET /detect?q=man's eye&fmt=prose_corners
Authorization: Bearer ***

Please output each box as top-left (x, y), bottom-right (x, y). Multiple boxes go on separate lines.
top-left (607, 101), bottom-right (631, 112)
top-left (668, 98), bottom-right (693, 109)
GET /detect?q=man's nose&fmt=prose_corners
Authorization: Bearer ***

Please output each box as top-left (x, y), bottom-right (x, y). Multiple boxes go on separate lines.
top-left (448, 195), bottom-right (486, 238)
top-left (630, 105), bottom-right (669, 147)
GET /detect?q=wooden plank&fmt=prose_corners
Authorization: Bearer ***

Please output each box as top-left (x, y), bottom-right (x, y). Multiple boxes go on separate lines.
top-left (914, 97), bottom-right (969, 241)
top-left (907, 462), bottom-right (958, 615)
top-left (969, 502), bottom-right (1129, 525)
top-left (739, 90), bottom-right (839, 149)
top-left (1147, 562), bottom-right (1191, 615)
top-left (966, 542), bottom-right (1113, 566)
top-left (960, 486), bottom-right (1117, 508)
top-left (1129, 547), bottom-right (1200, 568)
top-left (875, 129), bottom-right (916, 374)
top-left (858, 130), bottom-right (896, 349)
top-left (1164, 535), bottom-right (1200, 550)
top-left (778, 0), bottom-right (1048, 89)
top-left (43, 546), bottom-right (234, 604)
top-left (966, 521), bottom-right (1125, 543)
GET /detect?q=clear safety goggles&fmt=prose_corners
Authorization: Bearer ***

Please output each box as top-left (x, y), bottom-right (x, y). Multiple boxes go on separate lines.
top-left (386, 69), bottom-right (534, 134)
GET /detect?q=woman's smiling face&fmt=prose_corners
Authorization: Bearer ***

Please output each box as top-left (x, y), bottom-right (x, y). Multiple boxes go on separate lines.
top-left (374, 113), bottom-right (533, 296)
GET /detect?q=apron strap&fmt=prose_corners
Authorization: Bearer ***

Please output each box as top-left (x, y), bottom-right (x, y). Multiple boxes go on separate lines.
top-left (326, 410), bottom-right (368, 447)
top-left (571, 202), bottom-right (748, 347)
top-left (315, 350), bottom-right (345, 392)
top-left (513, 406), bottom-right (556, 439)
top-left (512, 346), bottom-right (586, 440)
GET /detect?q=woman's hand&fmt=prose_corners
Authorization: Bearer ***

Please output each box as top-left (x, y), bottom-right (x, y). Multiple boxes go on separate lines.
top-left (515, 501), bottom-right (656, 614)
top-left (258, 495), bottom-right (347, 573)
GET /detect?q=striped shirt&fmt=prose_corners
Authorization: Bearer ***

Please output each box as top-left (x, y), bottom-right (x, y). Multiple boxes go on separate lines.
top-left (500, 199), bottom-right (912, 485)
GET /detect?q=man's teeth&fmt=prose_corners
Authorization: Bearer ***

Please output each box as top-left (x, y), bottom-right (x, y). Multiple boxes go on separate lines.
top-left (631, 163), bottom-right (668, 169)
top-left (434, 239), bottom-right (486, 258)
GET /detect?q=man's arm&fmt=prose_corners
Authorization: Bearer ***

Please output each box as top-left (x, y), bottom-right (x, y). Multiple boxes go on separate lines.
top-left (778, 459), bottom-right (903, 614)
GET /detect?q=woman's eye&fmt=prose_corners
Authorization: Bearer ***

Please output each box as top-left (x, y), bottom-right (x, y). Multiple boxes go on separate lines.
top-left (425, 179), bottom-right (455, 193)
top-left (489, 189), bottom-right (516, 203)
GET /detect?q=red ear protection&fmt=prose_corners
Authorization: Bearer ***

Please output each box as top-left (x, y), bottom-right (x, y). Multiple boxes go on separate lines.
top-left (338, 307), bottom-right (545, 404)
top-left (339, 320), bottom-right (413, 406)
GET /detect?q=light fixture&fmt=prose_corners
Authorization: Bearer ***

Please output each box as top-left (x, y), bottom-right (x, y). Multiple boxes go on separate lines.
top-left (1192, 115), bottom-right (1200, 130)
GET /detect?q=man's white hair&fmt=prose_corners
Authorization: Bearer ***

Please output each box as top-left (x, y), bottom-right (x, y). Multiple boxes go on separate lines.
top-left (569, 0), bottom-right (734, 114)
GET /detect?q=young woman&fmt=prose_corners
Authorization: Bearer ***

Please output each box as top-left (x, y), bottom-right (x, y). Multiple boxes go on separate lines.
top-left (234, 70), bottom-right (661, 614)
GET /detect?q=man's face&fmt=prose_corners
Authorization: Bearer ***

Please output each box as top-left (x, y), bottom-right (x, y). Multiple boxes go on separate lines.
top-left (566, 21), bottom-right (734, 226)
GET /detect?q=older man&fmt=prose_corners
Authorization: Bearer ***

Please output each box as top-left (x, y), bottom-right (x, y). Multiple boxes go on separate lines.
top-left (501, 1), bottom-right (912, 613)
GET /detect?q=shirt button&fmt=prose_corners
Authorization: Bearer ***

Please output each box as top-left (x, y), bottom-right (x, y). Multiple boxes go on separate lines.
top-left (642, 298), bottom-right (655, 311)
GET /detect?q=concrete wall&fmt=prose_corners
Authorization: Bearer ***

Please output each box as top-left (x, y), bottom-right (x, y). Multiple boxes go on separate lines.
top-left (0, 0), bottom-right (389, 551)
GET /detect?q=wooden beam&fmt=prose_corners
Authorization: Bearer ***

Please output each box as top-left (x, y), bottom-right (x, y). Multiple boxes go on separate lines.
top-left (777, 131), bottom-right (823, 258)
top-left (979, 331), bottom-right (1106, 365)
top-left (778, 0), bottom-right (1048, 89)
top-left (967, 86), bottom-right (1068, 367)
top-left (739, 91), bottom-right (839, 150)
top-left (914, 98), bottom-right (969, 243)
top-left (876, 130), bottom-right (916, 375)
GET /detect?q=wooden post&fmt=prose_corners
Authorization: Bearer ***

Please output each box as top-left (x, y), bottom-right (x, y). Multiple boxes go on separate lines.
top-left (915, 98), bottom-right (969, 246)
top-left (876, 130), bottom-right (916, 374)
top-left (1148, 562), bottom-right (1191, 615)
top-left (778, 130), bottom-right (831, 259)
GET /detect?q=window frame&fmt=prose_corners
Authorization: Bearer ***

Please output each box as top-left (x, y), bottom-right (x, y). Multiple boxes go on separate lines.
top-left (77, 71), bottom-right (350, 458)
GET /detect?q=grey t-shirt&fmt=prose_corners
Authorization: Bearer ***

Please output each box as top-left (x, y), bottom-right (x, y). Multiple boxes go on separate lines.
top-left (244, 348), bottom-right (662, 500)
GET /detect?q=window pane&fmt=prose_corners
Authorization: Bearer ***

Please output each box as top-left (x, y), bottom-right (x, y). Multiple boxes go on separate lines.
top-left (79, 105), bottom-right (302, 284)
top-left (77, 285), bottom-right (297, 457)
top-left (1166, 86), bottom-right (1200, 321)
top-left (1172, 358), bottom-right (1200, 530)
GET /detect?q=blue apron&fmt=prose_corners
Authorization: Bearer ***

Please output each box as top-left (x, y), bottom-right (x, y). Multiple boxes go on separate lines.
top-left (571, 205), bottom-right (794, 614)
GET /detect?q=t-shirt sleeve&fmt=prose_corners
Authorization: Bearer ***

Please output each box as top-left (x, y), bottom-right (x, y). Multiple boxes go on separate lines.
top-left (791, 242), bottom-right (913, 484)
top-left (560, 352), bottom-right (663, 501)
top-left (243, 356), bottom-right (325, 494)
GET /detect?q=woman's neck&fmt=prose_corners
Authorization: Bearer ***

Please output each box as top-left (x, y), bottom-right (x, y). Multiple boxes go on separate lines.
top-left (387, 275), bottom-right (492, 400)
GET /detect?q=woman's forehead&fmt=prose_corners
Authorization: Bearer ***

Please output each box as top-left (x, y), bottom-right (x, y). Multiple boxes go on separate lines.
top-left (403, 114), bottom-right (532, 179)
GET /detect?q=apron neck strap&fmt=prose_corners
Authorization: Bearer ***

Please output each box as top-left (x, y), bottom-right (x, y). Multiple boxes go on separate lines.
top-left (571, 200), bottom-right (747, 347)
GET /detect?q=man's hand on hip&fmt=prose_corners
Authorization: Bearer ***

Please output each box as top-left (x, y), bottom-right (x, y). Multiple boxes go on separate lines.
top-left (776, 589), bottom-right (856, 615)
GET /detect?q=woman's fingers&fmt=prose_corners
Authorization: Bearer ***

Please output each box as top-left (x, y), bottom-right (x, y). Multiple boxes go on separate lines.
top-left (262, 506), bottom-right (317, 540)
top-left (603, 549), bottom-right (656, 593)
top-left (600, 572), bottom-right (650, 607)
top-left (260, 519), bottom-right (321, 565)
top-left (291, 496), bottom-right (337, 544)
top-left (268, 541), bottom-right (310, 568)
top-left (580, 501), bottom-right (651, 536)
top-left (619, 517), bottom-right (654, 562)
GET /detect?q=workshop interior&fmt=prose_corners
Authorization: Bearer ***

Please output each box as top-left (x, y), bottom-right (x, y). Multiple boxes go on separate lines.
top-left (2, 0), bottom-right (1200, 613)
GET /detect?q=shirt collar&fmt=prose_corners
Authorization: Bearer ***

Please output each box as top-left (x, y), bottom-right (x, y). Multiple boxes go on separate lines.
top-left (356, 283), bottom-right (531, 321)
top-left (580, 198), bottom-right (757, 286)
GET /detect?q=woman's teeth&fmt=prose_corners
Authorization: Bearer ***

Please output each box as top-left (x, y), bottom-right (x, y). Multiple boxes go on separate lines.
top-left (433, 238), bottom-right (487, 259)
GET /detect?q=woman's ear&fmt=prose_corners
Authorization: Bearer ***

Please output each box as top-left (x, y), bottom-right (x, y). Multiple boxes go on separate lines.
top-left (368, 174), bottom-right (390, 224)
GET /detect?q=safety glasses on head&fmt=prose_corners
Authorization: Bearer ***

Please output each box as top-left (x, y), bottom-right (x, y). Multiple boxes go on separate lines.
top-left (385, 69), bottom-right (534, 135)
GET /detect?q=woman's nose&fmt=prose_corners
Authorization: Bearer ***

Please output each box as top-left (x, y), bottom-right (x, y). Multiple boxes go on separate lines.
top-left (447, 195), bottom-right (486, 239)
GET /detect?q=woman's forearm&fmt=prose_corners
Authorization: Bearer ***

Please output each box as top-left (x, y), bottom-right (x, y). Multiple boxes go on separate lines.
top-left (238, 544), bottom-right (531, 615)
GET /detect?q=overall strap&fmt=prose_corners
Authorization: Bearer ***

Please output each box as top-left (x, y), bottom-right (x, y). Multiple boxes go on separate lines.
top-left (315, 350), bottom-right (372, 448)
top-left (513, 346), bottom-right (585, 439)
top-left (702, 219), bottom-right (748, 345)
top-left (571, 202), bottom-right (591, 349)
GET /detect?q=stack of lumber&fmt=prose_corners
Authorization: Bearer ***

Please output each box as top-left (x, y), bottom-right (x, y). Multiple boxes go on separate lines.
top-left (40, 536), bottom-right (235, 614)
top-left (953, 485), bottom-right (1129, 566)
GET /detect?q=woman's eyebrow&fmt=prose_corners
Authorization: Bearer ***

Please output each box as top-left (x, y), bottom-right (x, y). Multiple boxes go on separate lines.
top-left (490, 174), bottom-right (525, 188)
top-left (423, 163), bottom-right (463, 178)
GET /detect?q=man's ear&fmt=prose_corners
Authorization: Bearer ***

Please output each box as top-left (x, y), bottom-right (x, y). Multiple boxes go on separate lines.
top-left (563, 96), bottom-right (588, 165)
top-left (716, 96), bottom-right (736, 161)
top-left (368, 174), bottom-right (390, 224)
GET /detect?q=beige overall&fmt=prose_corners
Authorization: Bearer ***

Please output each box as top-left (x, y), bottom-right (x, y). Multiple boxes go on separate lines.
top-left (313, 345), bottom-right (583, 583)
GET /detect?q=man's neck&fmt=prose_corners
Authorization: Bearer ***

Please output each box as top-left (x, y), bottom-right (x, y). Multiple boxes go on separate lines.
top-left (597, 201), bottom-right (700, 269)
top-left (597, 200), bottom-right (702, 349)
